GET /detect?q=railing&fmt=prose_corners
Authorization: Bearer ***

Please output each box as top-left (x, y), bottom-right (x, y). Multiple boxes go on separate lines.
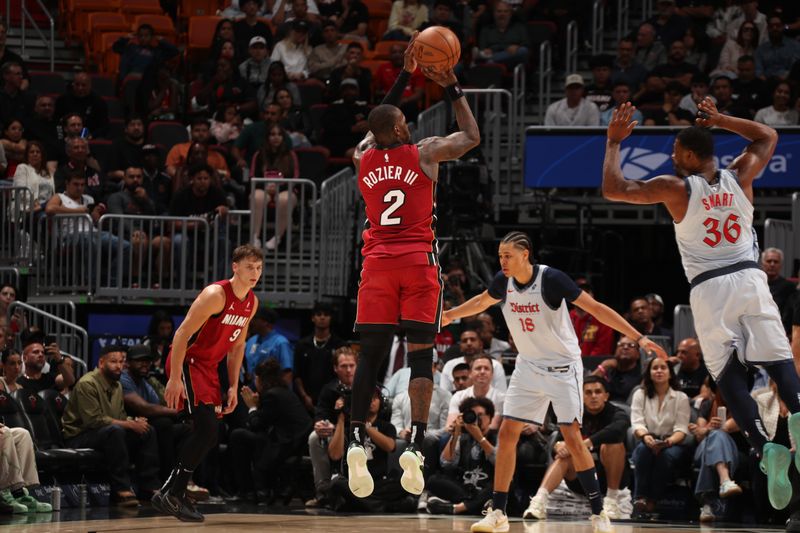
top-left (1, 187), bottom-right (35, 267)
top-left (592, 0), bottom-right (605, 53)
top-left (412, 100), bottom-right (447, 143)
top-left (512, 63), bottom-right (526, 143)
top-left (565, 20), bottom-right (578, 74)
top-left (9, 301), bottom-right (89, 374)
top-left (538, 41), bottom-right (553, 120)
top-left (21, 0), bottom-right (55, 71)
top-left (617, 0), bottom-right (631, 43)
top-left (318, 168), bottom-right (358, 300)
top-left (34, 213), bottom-right (95, 296)
top-left (0, 266), bottom-right (20, 289)
top-left (765, 218), bottom-right (794, 279)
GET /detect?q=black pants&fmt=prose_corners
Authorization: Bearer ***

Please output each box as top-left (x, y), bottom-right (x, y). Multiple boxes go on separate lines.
top-left (66, 424), bottom-right (160, 493)
top-left (229, 428), bottom-right (271, 494)
top-left (428, 473), bottom-right (492, 515)
top-left (149, 416), bottom-right (192, 483)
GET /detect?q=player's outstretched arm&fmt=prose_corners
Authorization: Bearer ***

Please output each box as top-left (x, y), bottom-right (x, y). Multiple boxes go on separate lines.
top-left (572, 291), bottom-right (668, 360)
top-left (442, 291), bottom-right (501, 327)
top-left (418, 68), bottom-right (480, 163)
top-left (164, 284), bottom-right (225, 410)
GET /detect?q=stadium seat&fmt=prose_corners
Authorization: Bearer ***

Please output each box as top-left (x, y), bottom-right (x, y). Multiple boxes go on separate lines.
top-left (86, 12), bottom-right (129, 63)
top-left (148, 121), bottom-right (190, 151)
top-left (294, 146), bottom-right (330, 184)
top-left (104, 96), bottom-right (125, 120)
top-left (90, 73), bottom-right (117, 98)
top-left (133, 14), bottom-right (177, 43)
top-left (68, 0), bottom-right (121, 41)
top-left (373, 40), bottom-right (407, 60)
top-left (180, 0), bottom-right (218, 19)
top-left (29, 71), bottom-right (66, 95)
top-left (359, 59), bottom-right (384, 79)
top-left (364, 0), bottom-right (391, 43)
top-left (98, 31), bottom-right (128, 75)
top-left (187, 16), bottom-right (222, 64)
top-left (309, 104), bottom-right (328, 144)
top-left (465, 63), bottom-right (507, 88)
top-left (121, 0), bottom-right (164, 25)
top-left (107, 118), bottom-right (125, 139)
top-left (296, 79), bottom-right (325, 107)
top-left (0, 389), bottom-right (30, 429)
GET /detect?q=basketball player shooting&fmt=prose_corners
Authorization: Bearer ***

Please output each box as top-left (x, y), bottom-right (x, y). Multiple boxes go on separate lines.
top-left (347, 34), bottom-right (480, 499)
top-left (152, 244), bottom-right (262, 522)
top-left (603, 99), bottom-right (800, 511)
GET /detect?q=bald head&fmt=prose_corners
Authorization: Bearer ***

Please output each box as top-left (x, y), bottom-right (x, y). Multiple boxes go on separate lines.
top-left (675, 337), bottom-right (701, 371)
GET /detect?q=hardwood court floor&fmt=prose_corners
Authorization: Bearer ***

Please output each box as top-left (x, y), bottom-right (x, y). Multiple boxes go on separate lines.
top-left (0, 510), bottom-right (787, 533)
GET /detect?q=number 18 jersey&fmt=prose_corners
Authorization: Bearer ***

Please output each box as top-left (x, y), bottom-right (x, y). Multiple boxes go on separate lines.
top-left (674, 169), bottom-right (759, 282)
top-left (358, 143), bottom-right (436, 269)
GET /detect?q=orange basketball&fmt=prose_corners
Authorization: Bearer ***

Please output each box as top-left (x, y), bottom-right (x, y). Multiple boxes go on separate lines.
top-left (413, 26), bottom-right (461, 70)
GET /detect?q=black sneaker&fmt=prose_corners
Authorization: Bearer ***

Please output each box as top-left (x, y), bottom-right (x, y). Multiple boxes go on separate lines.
top-left (426, 496), bottom-right (454, 515)
top-left (787, 510), bottom-right (800, 532)
top-left (151, 490), bottom-right (204, 522)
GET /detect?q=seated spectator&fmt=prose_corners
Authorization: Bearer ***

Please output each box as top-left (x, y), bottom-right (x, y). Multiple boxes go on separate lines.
top-left (715, 20), bottom-right (759, 77)
top-left (308, 21), bottom-right (347, 80)
top-left (294, 302), bottom-right (347, 412)
top-left (54, 71), bottom-right (109, 139)
top-left (0, 285), bottom-right (22, 335)
top-left (446, 354), bottom-right (504, 430)
top-left (249, 124), bottom-right (299, 249)
top-left (276, 0), bottom-right (323, 46)
top-left (384, 0), bottom-right (428, 40)
top-left (234, 0), bottom-right (275, 58)
top-left (756, 15), bottom-right (800, 80)
top-left (113, 24), bottom-right (179, 82)
top-left (0, 21), bottom-right (28, 90)
top-left (62, 345), bottom-right (160, 506)
top-left (682, 27), bottom-right (707, 72)
top-left (257, 61), bottom-right (302, 113)
top-left (440, 327), bottom-right (507, 393)
top-left (143, 309), bottom-right (175, 382)
top-left (17, 338), bottom-right (75, 393)
top-left (645, 293), bottom-right (667, 329)
top-left (476, 312), bottom-right (510, 361)
top-left (244, 308), bottom-right (294, 385)
top-left (166, 117), bottom-right (230, 180)
top-left (239, 36), bottom-right (272, 91)
top-left (762, 247), bottom-right (796, 334)
top-left (211, 105), bottom-right (244, 146)
top-left (274, 88), bottom-right (312, 145)
top-left (643, 81), bottom-right (693, 125)
top-left (451, 362), bottom-right (472, 391)
top-left (307, 346), bottom-right (356, 508)
top-left (271, 20), bottom-right (312, 81)
top-left (0, 62), bottom-right (34, 127)
top-left (12, 141), bottom-right (55, 214)
top-left (330, 42), bottom-right (373, 103)
top-left (635, 23), bottom-right (666, 71)
top-left (272, 0), bottom-right (321, 26)
top-left (1, 119), bottom-right (26, 178)
top-left (222, 0), bottom-right (269, 19)
top-left (754, 81), bottom-right (798, 125)
top-left (426, 396), bottom-right (495, 515)
top-left (57, 112), bottom-right (86, 159)
top-left (711, 74), bottom-right (751, 118)
top-left (669, 338), bottom-right (708, 399)
top-left (630, 357), bottom-right (691, 517)
top-left (233, 101), bottom-right (284, 168)
top-left (476, 1), bottom-right (527, 68)
top-left (336, 0), bottom-right (369, 42)
top-left (391, 356), bottom-right (451, 439)
top-left (525, 377), bottom-right (631, 520)
top-left (0, 424), bottom-right (52, 513)
top-left (138, 63), bottom-right (182, 122)
top-left (198, 57), bottom-right (258, 119)
top-left (321, 79), bottom-right (370, 157)
top-left (53, 137), bottom-right (103, 201)
top-left (647, 0), bottom-right (688, 46)
top-left (419, 0), bottom-right (464, 42)
top-left (544, 74), bottom-right (600, 126)
top-left (229, 359), bottom-right (312, 501)
top-left (585, 54), bottom-right (614, 112)
top-left (651, 40), bottom-right (700, 89)
top-left (678, 73), bottom-right (713, 116)
top-left (209, 19), bottom-right (237, 63)
top-left (202, 39), bottom-right (237, 82)
top-left (141, 144), bottom-right (172, 215)
top-left (0, 349), bottom-right (23, 392)
top-left (612, 37), bottom-right (648, 94)
top-left (592, 335), bottom-right (643, 403)
top-left (629, 296), bottom-right (672, 344)
top-left (24, 95), bottom-right (60, 171)
top-left (732, 55), bottom-right (770, 118)
top-left (108, 116), bottom-right (146, 182)
top-left (569, 281), bottom-right (615, 355)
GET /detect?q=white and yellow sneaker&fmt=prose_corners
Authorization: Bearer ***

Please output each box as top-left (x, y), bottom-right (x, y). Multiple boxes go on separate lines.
top-left (399, 448), bottom-right (425, 495)
top-left (591, 510), bottom-right (614, 533)
top-left (471, 508), bottom-right (510, 533)
top-left (346, 443), bottom-right (374, 498)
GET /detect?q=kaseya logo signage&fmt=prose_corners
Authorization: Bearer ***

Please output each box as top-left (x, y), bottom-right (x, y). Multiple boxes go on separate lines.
top-left (619, 147), bottom-right (671, 180)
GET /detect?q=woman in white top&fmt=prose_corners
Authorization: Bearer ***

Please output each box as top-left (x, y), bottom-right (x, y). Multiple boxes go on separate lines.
top-left (754, 81), bottom-right (799, 126)
top-left (12, 141), bottom-right (55, 213)
top-left (271, 21), bottom-right (311, 81)
top-left (630, 357), bottom-right (691, 516)
top-left (714, 21), bottom-right (758, 77)
top-left (384, 0), bottom-right (428, 40)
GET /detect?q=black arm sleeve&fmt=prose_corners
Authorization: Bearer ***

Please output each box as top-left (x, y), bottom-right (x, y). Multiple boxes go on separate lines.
top-left (380, 70), bottom-right (411, 107)
top-left (589, 406), bottom-right (630, 447)
top-left (542, 268), bottom-right (582, 310)
top-left (487, 271), bottom-right (508, 301)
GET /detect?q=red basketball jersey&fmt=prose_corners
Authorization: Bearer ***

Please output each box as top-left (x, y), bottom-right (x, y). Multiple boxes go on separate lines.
top-left (185, 279), bottom-right (255, 366)
top-left (358, 143), bottom-right (437, 269)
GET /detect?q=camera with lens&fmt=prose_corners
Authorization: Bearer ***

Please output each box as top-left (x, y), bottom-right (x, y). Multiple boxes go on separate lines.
top-left (462, 410), bottom-right (477, 425)
top-left (336, 383), bottom-right (352, 413)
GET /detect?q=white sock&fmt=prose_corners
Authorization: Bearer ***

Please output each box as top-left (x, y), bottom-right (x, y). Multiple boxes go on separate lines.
top-left (606, 488), bottom-right (619, 499)
top-left (536, 487), bottom-right (550, 500)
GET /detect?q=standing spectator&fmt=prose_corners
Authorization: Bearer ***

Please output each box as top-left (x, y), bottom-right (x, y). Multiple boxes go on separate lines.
top-left (592, 336), bottom-right (643, 403)
top-left (113, 25), bottom-right (179, 82)
top-left (630, 358), bottom-right (691, 517)
top-left (585, 55), bottom-right (614, 112)
top-left (17, 340), bottom-right (75, 393)
top-left (244, 308), bottom-right (294, 385)
top-left (755, 15), bottom-right (800, 80)
top-left (669, 337), bottom-right (708, 399)
top-left (0, 62), bottom-right (34, 127)
top-left (337, 0), bottom-right (369, 42)
top-left (375, 44), bottom-right (425, 121)
top-left (308, 21), bottom-right (347, 80)
top-left (0, 424), bottom-right (52, 513)
top-left (525, 377), bottom-right (630, 520)
top-left (1, 119), bottom-right (26, 179)
top-left (476, 312), bottom-right (510, 361)
top-left (761, 247), bottom-right (796, 334)
top-left (62, 345), bottom-right (161, 506)
top-left (445, 354), bottom-right (505, 430)
top-left (0, 21), bottom-right (28, 88)
top-left (384, 0), bottom-right (428, 40)
top-left (544, 74), bottom-right (601, 126)
top-left (476, 1), bottom-right (528, 68)
top-left (652, 40), bottom-right (700, 89)
top-left (647, 0), bottom-right (689, 46)
top-left (329, 42), bottom-right (372, 102)
top-left (321, 79), bottom-right (370, 156)
top-left (611, 37), bottom-right (648, 93)
top-left (24, 95), bottom-right (60, 170)
top-left (165, 118), bottom-right (230, 179)
top-left (635, 23), bottom-right (667, 71)
top-left (754, 81), bottom-right (798, 125)
top-left (570, 282), bottom-right (615, 356)
top-left (12, 141), bottom-right (54, 214)
top-left (257, 61), bottom-right (303, 113)
top-left (197, 58), bottom-right (258, 118)
top-left (54, 71), bottom-right (109, 139)
top-left (141, 144), bottom-right (172, 214)
top-left (440, 327), bottom-right (507, 393)
top-left (391, 357), bottom-right (451, 439)
top-left (271, 20), bottom-right (311, 81)
top-left (108, 116), bottom-right (146, 182)
top-left (53, 137), bottom-right (102, 201)
top-left (239, 37), bottom-right (272, 91)
top-left (732, 55), bottom-right (770, 117)
top-left (629, 296), bottom-right (672, 343)
top-left (294, 302), bottom-right (347, 412)
top-left (711, 74), bottom-right (752, 118)
top-left (234, 0), bottom-right (275, 58)
top-left (715, 21), bottom-right (759, 76)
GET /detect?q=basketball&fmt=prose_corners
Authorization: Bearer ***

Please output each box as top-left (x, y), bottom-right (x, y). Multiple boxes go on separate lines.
top-left (413, 26), bottom-right (461, 70)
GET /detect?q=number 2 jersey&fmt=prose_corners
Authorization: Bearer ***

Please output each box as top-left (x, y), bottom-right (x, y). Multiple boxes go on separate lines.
top-left (358, 143), bottom-right (437, 269)
top-left (674, 169), bottom-right (759, 283)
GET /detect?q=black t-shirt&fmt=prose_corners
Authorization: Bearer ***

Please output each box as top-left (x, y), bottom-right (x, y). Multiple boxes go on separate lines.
top-left (676, 364), bottom-right (708, 399)
top-left (364, 418), bottom-right (396, 479)
top-left (607, 364), bottom-right (642, 403)
top-left (585, 84), bottom-right (614, 112)
top-left (111, 137), bottom-right (145, 172)
top-left (443, 432), bottom-right (496, 495)
top-left (339, 0), bottom-right (369, 34)
top-left (651, 61), bottom-right (699, 83)
top-left (234, 19), bottom-right (274, 59)
top-left (294, 335), bottom-right (346, 403)
top-left (315, 378), bottom-right (345, 422)
top-left (487, 265), bottom-right (581, 310)
top-left (169, 185), bottom-right (227, 216)
top-left (17, 369), bottom-right (58, 393)
top-left (555, 402), bottom-right (629, 446)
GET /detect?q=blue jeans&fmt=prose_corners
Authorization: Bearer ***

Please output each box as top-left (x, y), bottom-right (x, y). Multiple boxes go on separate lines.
top-left (694, 430), bottom-right (739, 496)
top-left (631, 440), bottom-right (690, 500)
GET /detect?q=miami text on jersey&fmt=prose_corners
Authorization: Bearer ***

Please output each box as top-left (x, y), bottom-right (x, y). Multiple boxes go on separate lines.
top-left (220, 314), bottom-right (249, 327)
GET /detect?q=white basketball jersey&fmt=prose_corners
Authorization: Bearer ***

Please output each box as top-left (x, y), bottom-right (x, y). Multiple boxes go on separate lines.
top-left (500, 265), bottom-right (581, 367)
top-left (674, 169), bottom-right (759, 282)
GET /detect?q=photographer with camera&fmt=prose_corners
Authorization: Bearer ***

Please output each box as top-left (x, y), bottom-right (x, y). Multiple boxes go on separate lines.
top-left (426, 396), bottom-right (496, 515)
top-left (17, 333), bottom-right (74, 394)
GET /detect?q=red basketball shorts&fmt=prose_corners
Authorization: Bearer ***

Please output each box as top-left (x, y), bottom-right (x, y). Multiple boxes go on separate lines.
top-left (355, 263), bottom-right (443, 332)
top-left (166, 352), bottom-right (223, 417)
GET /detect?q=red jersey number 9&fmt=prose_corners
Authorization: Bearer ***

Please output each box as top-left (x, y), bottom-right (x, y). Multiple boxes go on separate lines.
top-left (229, 328), bottom-right (242, 342)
